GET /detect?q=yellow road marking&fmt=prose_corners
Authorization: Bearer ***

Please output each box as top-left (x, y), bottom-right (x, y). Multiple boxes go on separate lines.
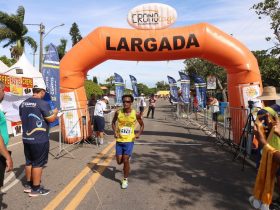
top-left (43, 141), bottom-right (115, 210)
top-left (64, 150), bottom-right (115, 210)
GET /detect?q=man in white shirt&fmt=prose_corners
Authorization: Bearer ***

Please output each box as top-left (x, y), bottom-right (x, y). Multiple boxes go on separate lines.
top-left (138, 93), bottom-right (146, 116)
top-left (93, 96), bottom-right (110, 145)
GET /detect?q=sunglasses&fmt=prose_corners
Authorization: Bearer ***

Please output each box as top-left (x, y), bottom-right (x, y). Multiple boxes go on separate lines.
top-left (123, 100), bottom-right (132, 104)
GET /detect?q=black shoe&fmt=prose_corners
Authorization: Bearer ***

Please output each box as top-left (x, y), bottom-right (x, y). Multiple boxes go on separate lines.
top-left (29, 187), bottom-right (50, 197)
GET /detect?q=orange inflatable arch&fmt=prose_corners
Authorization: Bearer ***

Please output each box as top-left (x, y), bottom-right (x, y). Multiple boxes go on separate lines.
top-left (60, 23), bottom-right (262, 143)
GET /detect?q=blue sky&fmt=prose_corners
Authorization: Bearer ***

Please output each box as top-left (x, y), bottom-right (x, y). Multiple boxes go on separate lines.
top-left (0, 0), bottom-right (274, 88)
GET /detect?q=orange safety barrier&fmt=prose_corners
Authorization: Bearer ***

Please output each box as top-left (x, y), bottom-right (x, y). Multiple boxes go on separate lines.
top-left (60, 22), bottom-right (262, 143)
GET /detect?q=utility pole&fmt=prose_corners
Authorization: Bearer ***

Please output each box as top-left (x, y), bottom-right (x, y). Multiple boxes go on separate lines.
top-left (39, 23), bottom-right (45, 73)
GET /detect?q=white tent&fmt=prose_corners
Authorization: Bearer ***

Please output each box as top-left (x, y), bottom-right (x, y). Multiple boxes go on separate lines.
top-left (2, 53), bottom-right (45, 125)
top-left (0, 60), bottom-right (9, 73)
top-left (6, 53), bottom-right (44, 85)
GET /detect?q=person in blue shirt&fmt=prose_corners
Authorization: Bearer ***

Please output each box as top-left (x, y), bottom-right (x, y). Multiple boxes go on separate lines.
top-left (19, 82), bottom-right (58, 197)
top-left (0, 81), bottom-right (13, 190)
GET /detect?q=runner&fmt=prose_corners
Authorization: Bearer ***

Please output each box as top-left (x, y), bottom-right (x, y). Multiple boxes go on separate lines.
top-left (112, 94), bottom-right (144, 189)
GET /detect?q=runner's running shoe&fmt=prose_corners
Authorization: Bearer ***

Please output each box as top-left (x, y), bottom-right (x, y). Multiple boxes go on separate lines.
top-left (29, 187), bottom-right (50, 197)
top-left (121, 179), bottom-right (128, 189)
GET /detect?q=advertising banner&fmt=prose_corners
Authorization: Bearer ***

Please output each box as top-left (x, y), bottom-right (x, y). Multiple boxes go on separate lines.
top-left (114, 73), bottom-right (125, 106)
top-left (194, 76), bottom-right (207, 108)
top-left (60, 92), bottom-right (81, 138)
top-left (42, 43), bottom-right (60, 127)
top-left (178, 72), bottom-right (190, 103)
top-left (129, 75), bottom-right (139, 98)
top-left (207, 75), bottom-right (217, 89)
top-left (167, 75), bottom-right (178, 103)
top-left (239, 83), bottom-right (262, 109)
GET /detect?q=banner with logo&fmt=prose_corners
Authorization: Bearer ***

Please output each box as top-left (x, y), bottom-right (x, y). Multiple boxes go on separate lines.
top-left (194, 75), bottom-right (207, 108)
top-left (207, 75), bottom-right (217, 89)
top-left (167, 75), bottom-right (178, 103)
top-left (178, 72), bottom-right (190, 103)
top-left (114, 73), bottom-right (125, 106)
top-left (60, 92), bottom-right (81, 138)
top-left (42, 43), bottom-right (60, 127)
top-left (129, 75), bottom-right (139, 98)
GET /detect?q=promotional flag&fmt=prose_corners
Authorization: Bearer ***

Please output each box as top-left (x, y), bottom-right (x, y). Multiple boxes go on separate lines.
top-left (42, 43), bottom-right (60, 126)
top-left (129, 75), bottom-right (139, 97)
top-left (207, 75), bottom-right (217, 89)
top-left (178, 72), bottom-right (190, 103)
top-left (194, 75), bottom-right (207, 108)
top-left (167, 75), bottom-right (178, 103)
top-left (114, 73), bottom-right (125, 106)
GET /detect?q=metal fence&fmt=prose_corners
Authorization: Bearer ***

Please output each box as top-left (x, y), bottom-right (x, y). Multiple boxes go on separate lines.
top-left (175, 102), bottom-right (257, 159)
top-left (56, 105), bottom-right (115, 158)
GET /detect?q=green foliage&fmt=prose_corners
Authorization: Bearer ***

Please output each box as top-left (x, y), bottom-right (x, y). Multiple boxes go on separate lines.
top-left (0, 55), bottom-right (16, 67)
top-left (92, 76), bottom-right (98, 84)
top-left (0, 6), bottom-right (37, 60)
top-left (155, 81), bottom-right (169, 90)
top-left (57, 38), bottom-right (67, 60)
top-left (84, 80), bottom-right (103, 99)
top-left (183, 58), bottom-right (226, 86)
top-left (253, 50), bottom-right (280, 86)
top-left (137, 83), bottom-right (150, 95)
top-left (69, 22), bottom-right (82, 47)
top-left (252, 0), bottom-right (280, 55)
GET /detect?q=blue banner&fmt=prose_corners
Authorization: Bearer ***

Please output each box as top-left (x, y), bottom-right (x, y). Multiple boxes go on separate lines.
top-left (129, 75), bottom-right (139, 98)
top-left (42, 43), bottom-right (60, 127)
top-left (179, 72), bottom-right (190, 104)
top-left (114, 73), bottom-right (125, 106)
top-left (167, 76), bottom-right (179, 103)
top-left (194, 75), bottom-right (207, 108)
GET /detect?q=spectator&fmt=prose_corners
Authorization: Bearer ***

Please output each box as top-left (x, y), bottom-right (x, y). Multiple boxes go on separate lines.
top-left (207, 96), bottom-right (220, 132)
top-left (93, 96), bottom-right (111, 145)
top-left (0, 81), bottom-right (13, 190)
top-left (138, 93), bottom-right (146, 116)
top-left (146, 94), bottom-right (157, 119)
top-left (193, 94), bottom-right (199, 120)
top-left (19, 82), bottom-right (58, 197)
top-left (254, 86), bottom-right (280, 205)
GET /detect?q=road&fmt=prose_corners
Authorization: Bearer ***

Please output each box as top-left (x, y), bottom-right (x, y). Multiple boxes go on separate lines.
top-left (1, 99), bottom-right (257, 210)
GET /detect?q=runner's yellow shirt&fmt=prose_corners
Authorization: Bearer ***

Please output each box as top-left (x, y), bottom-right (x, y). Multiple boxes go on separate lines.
top-left (116, 109), bottom-right (136, 143)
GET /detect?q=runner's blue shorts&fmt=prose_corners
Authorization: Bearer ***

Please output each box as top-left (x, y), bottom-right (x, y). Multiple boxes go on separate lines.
top-left (116, 142), bottom-right (134, 156)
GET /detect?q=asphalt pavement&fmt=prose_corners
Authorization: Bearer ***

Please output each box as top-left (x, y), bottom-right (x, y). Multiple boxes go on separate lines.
top-left (0, 99), bottom-right (258, 210)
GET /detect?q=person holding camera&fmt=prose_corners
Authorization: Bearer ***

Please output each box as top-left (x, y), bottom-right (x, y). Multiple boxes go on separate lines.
top-left (252, 86), bottom-right (280, 208)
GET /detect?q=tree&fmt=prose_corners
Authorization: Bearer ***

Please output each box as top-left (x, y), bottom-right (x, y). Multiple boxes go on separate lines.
top-left (155, 81), bottom-right (169, 90)
top-left (69, 22), bottom-right (82, 47)
top-left (57, 38), bottom-right (67, 60)
top-left (0, 6), bottom-right (37, 60)
top-left (0, 55), bottom-right (16, 67)
top-left (84, 80), bottom-right (103, 99)
top-left (105, 75), bottom-right (115, 92)
top-left (92, 76), bottom-right (98, 84)
top-left (252, 0), bottom-right (280, 54)
top-left (252, 50), bottom-right (280, 86)
top-left (183, 58), bottom-right (227, 101)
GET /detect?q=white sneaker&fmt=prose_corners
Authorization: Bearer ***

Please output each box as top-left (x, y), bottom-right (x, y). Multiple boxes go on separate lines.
top-left (249, 196), bottom-right (261, 209)
top-left (99, 138), bottom-right (104, 145)
top-left (121, 179), bottom-right (128, 189)
top-left (260, 203), bottom-right (270, 210)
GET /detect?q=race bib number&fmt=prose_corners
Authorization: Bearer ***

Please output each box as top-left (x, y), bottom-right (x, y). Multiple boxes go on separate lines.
top-left (120, 127), bottom-right (132, 136)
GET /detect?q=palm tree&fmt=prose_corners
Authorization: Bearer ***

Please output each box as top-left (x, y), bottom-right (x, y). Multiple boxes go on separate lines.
top-left (0, 6), bottom-right (37, 60)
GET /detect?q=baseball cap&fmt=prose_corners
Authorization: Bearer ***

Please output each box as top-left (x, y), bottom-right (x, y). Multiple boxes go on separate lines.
top-left (103, 96), bottom-right (109, 101)
top-left (33, 82), bottom-right (46, 91)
